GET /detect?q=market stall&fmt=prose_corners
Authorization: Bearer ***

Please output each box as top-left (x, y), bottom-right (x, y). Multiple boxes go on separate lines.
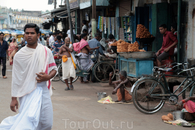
top-left (111, 24), bottom-right (154, 78)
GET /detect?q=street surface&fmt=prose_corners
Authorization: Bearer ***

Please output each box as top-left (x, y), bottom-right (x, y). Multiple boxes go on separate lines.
top-left (0, 64), bottom-right (192, 130)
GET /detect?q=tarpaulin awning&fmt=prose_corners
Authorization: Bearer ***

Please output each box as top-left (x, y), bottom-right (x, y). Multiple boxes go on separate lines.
top-left (52, 8), bottom-right (78, 18)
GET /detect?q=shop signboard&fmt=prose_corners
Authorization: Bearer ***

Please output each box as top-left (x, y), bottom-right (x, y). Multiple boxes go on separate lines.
top-left (96, 0), bottom-right (109, 6)
top-left (0, 14), bottom-right (7, 20)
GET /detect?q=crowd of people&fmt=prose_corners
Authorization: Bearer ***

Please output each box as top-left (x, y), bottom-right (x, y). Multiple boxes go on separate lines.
top-left (0, 21), bottom-right (120, 90)
top-left (0, 22), bottom-right (129, 129)
top-left (0, 21), bottom-right (194, 129)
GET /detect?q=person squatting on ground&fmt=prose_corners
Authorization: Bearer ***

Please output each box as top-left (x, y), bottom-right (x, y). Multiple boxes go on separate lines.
top-left (177, 96), bottom-right (195, 121)
top-left (0, 23), bottom-right (57, 130)
top-left (59, 37), bottom-right (76, 91)
top-left (109, 71), bottom-right (132, 102)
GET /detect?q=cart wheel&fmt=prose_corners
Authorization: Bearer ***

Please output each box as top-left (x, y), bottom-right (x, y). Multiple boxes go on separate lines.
top-left (93, 62), bottom-right (115, 83)
top-left (58, 64), bottom-right (79, 84)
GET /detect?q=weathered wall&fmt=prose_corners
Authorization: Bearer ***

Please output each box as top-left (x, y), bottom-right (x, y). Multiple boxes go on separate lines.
top-left (119, 0), bottom-right (131, 16)
top-left (186, 0), bottom-right (195, 60)
top-left (180, 1), bottom-right (188, 62)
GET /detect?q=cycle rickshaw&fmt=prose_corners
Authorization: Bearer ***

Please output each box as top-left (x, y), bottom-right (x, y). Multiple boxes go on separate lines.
top-left (52, 51), bottom-right (118, 83)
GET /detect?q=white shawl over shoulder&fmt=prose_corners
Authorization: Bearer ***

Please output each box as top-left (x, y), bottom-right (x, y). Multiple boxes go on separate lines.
top-left (12, 44), bottom-right (47, 97)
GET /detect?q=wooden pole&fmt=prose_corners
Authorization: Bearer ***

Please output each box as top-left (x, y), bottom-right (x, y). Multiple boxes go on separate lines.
top-left (92, 0), bottom-right (96, 37)
top-left (177, 0), bottom-right (181, 63)
top-left (54, 0), bottom-right (57, 9)
top-left (92, 0), bottom-right (96, 19)
top-left (66, 0), bottom-right (75, 43)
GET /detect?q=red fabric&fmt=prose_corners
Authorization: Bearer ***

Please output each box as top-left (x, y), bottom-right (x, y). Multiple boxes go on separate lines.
top-left (73, 39), bottom-right (89, 53)
top-left (49, 63), bottom-right (56, 67)
top-left (160, 31), bottom-right (178, 55)
top-left (184, 100), bottom-right (195, 113)
top-left (44, 47), bottom-right (51, 90)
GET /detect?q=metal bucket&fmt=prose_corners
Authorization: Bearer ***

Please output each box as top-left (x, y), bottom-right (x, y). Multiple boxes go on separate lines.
top-left (97, 92), bottom-right (107, 100)
top-left (173, 111), bottom-right (183, 120)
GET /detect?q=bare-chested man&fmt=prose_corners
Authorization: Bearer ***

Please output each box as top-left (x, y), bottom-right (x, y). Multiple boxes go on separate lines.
top-left (59, 37), bottom-right (76, 90)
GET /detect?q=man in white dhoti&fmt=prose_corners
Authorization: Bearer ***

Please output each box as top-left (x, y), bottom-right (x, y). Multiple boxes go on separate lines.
top-left (59, 37), bottom-right (76, 91)
top-left (0, 23), bottom-right (57, 130)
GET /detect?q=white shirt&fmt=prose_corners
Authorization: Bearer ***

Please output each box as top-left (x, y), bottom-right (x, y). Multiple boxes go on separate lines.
top-left (49, 35), bottom-right (54, 47)
top-left (66, 29), bottom-right (75, 43)
top-left (81, 25), bottom-right (87, 34)
top-left (38, 37), bottom-right (46, 46)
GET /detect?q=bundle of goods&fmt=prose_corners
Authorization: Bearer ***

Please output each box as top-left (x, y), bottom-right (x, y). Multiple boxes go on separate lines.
top-left (117, 39), bottom-right (129, 53)
top-left (136, 24), bottom-right (154, 38)
top-left (128, 41), bottom-right (139, 52)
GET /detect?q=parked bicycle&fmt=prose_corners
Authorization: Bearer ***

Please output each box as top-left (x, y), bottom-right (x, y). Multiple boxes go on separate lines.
top-left (131, 63), bottom-right (195, 114)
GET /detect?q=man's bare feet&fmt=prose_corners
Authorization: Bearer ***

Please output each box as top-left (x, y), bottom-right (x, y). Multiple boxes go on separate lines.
top-left (3, 76), bottom-right (7, 79)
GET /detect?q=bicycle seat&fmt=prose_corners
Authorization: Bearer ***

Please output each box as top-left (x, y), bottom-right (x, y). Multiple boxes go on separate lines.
top-left (158, 67), bottom-right (172, 72)
top-left (153, 66), bottom-right (172, 72)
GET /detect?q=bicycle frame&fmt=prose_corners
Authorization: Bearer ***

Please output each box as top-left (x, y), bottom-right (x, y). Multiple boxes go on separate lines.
top-left (149, 73), bottom-right (195, 100)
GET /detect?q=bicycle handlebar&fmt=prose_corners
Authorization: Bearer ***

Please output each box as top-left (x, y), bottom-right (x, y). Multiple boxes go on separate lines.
top-left (153, 62), bottom-right (188, 72)
top-left (177, 67), bottom-right (195, 75)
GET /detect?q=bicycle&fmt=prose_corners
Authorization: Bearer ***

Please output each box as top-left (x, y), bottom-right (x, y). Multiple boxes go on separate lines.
top-left (131, 63), bottom-right (195, 114)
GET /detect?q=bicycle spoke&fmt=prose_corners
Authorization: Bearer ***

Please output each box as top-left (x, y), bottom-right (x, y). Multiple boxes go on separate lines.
top-left (98, 66), bottom-right (103, 72)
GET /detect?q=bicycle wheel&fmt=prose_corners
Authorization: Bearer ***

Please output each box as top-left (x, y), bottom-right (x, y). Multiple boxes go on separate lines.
top-left (132, 79), bottom-right (165, 114)
top-left (93, 62), bottom-right (115, 83)
top-left (58, 64), bottom-right (79, 84)
top-left (190, 86), bottom-right (195, 96)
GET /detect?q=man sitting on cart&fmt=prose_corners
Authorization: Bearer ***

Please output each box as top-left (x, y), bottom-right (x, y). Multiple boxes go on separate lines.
top-left (73, 33), bottom-right (99, 83)
top-left (109, 71), bottom-right (132, 102)
top-left (59, 37), bottom-right (76, 91)
top-left (155, 24), bottom-right (178, 66)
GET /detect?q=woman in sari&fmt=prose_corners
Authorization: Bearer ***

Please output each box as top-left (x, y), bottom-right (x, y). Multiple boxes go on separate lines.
top-left (8, 37), bottom-right (18, 65)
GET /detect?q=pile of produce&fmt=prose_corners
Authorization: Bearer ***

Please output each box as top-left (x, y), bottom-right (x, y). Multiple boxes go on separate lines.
top-left (162, 113), bottom-right (173, 121)
top-left (128, 41), bottom-right (139, 52)
top-left (117, 39), bottom-right (129, 53)
top-left (110, 39), bottom-right (146, 53)
top-left (136, 24), bottom-right (153, 38)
